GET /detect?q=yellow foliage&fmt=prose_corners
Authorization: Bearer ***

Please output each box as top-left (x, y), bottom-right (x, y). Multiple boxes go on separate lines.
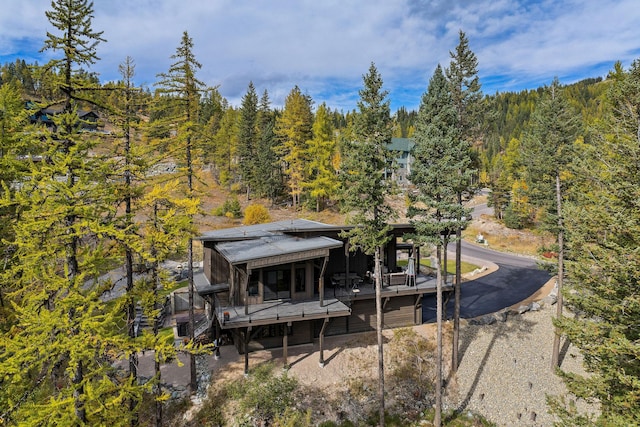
top-left (243, 204), bottom-right (271, 225)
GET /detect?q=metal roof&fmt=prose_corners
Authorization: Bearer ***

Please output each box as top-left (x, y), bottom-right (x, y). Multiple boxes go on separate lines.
top-left (197, 219), bottom-right (337, 242)
top-left (216, 234), bottom-right (343, 268)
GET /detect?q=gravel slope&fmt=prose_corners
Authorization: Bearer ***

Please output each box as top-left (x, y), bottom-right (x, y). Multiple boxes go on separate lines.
top-left (446, 302), bottom-right (595, 426)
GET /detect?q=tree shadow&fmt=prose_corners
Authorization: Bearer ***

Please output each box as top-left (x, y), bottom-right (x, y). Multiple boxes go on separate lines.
top-left (450, 314), bottom-right (537, 417)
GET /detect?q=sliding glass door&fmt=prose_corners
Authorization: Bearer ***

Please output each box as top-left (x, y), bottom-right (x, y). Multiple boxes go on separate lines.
top-left (263, 267), bottom-right (291, 301)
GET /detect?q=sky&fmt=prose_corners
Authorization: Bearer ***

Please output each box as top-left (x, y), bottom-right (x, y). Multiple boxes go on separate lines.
top-left (1, 0), bottom-right (640, 112)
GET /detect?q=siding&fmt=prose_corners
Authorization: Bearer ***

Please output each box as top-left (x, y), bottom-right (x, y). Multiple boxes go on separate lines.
top-left (246, 321), bottom-right (313, 352)
top-left (382, 295), bottom-right (417, 328)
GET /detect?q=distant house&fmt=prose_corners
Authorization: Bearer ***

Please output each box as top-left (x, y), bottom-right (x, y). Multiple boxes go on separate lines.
top-left (387, 137), bottom-right (414, 186)
top-left (28, 104), bottom-right (100, 132)
top-left (194, 219), bottom-right (451, 372)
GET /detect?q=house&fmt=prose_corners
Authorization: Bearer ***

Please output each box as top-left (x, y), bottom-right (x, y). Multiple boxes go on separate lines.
top-left (194, 219), bottom-right (451, 372)
top-left (28, 104), bottom-right (100, 132)
top-left (387, 137), bottom-right (414, 186)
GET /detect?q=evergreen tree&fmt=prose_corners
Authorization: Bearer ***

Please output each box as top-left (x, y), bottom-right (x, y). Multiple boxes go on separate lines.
top-left (548, 60), bottom-right (640, 425)
top-left (406, 65), bottom-right (465, 426)
top-left (238, 82), bottom-right (259, 199)
top-left (155, 30), bottom-right (207, 395)
top-left (212, 106), bottom-right (239, 187)
top-left (445, 30), bottom-right (480, 373)
top-left (305, 103), bottom-right (338, 211)
top-left (520, 78), bottom-right (580, 369)
top-left (254, 90), bottom-right (282, 202)
top-left (340, 62), bottom-right (396, 427)
top-left (42, 0), bottom-right (105, 106)
top-left (274, 86), bottom-right (313, 209)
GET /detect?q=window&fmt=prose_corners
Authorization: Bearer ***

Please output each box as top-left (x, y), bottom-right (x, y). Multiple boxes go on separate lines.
top-left (248, 271), bottom-right (259, 296)
top-left (259, 323), bottom-right (293, 338)
top-left (294, 266), bottom-right (306, 293)
top-left (263, 267), bottom-right (291, 301)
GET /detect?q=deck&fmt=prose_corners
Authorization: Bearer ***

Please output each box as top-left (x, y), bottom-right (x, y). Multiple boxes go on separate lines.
top-left (215, 297), bottom-right (351, 329)
top-left (213, 273), bottom-right (453, 330)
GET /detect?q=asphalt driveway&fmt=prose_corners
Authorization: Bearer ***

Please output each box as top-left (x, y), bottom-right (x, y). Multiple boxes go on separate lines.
top-left (422, 241), bottom-right (551, 322)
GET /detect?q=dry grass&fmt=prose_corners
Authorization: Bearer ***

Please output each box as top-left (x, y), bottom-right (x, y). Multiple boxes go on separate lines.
top-left (463, 215), bottom-right (554, 257)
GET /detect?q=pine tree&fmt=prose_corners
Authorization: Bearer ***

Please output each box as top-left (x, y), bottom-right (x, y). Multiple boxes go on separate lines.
top-left (155, 30), bottom-right (207, 395)
top-left (274, 86), bottom-right (313, 209)
top-left (548, 60), bottom-right (640, 425)
top-left (213, 106), bottom-right (239, 187)
top-left (305, 103), bottom-right (338, 211)
top-left (406, 65), bottom-right (465, 427)
top-left (340, 62), bottom-right (396, 427)
top-left (520, 78), bottom-right (580, 369)
top-left (254, 90), bottom-right (282, 202)
top-left (238, 82), bottom-right (259, 199)
top-left (445, 30), bottom-right (480, 373)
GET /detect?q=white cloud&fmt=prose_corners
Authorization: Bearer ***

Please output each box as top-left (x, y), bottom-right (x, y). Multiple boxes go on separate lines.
top-left (1, 0), bottom-right (639, 110)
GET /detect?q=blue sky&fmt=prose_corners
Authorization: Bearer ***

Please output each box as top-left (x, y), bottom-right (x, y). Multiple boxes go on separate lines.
top-left (1, 0), bottom-right (639, 112)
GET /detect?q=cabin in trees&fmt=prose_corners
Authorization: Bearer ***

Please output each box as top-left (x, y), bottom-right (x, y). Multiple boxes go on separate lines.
top-left (195, 219), bottom-right (449, 372)
top-left (28, 104), bottom-right (100, 132)
top-left (387, 137), bottom-right (414, 186)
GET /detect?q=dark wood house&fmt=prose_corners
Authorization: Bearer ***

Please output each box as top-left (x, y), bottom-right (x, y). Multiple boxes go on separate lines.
top-left (28, 104), bottom-right (100, 131)
top-left (195, 219), bottom-right (450, 371)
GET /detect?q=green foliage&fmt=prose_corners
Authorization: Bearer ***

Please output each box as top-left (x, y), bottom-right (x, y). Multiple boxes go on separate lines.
top-left (406, 64), bottom-right (466, 246)
top-left (211, 106), bottom-right (239, 185)
top-left (503, 204), bottom-right (526, 229)
top-left (243, 203), bottom-right (271, 225)
top-left (550, 58), bottom-right (640, 425)
top-left (388, 328), bottom-right (435, 399)
top-left (253, 90), bottom-right (284, 202)
top-left (520, 78), bottom-right (581, 228)
top-left (213, 197), bottom-right (242, 218)
top-left (340, 62), bottom-right (396, 254)
top-left (226, 362), bottom-right (298, 425)
top-left (238, 82), bottom-right (259, 196)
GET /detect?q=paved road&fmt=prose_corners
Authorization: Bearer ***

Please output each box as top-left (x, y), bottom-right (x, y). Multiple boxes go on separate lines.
top-left (422, 200), bottom-right (552, 322)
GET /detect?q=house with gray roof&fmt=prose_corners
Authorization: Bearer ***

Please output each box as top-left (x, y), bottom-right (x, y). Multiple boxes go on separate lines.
top-left (195, 219), bottom-right (450, 372)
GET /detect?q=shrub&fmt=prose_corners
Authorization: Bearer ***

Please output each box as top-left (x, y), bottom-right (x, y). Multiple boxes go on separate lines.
top-left (213, 197), bottom-right (242, 218)
top-left (226, 362), bottom-right (298, 425)
top-left (243, 203), bottom-right (271, 225)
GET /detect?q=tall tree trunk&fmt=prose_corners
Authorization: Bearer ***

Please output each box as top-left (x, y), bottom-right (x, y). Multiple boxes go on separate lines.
top-left (551, 173), bottom-right (565, 369)
top-left (186, 133), bottom-right (197, 395)
top-left (452, 192), bottom-right (462, 373)
top-left (435, 243), bottom-right (443, 427)
top-left (124, 107), bottom-right (138, 425)
top-left (375, 246), bottom-right (385, 427)
top-left (152, 263), bottom-right (163, 427)
top-left (151, 203), bottom-right (163, 427)
top-left (73, 360), bottom-right (87, 423)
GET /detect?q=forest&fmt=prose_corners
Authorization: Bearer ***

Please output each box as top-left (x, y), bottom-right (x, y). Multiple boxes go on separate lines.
top-left (0, 0), bottom-right (638, 426)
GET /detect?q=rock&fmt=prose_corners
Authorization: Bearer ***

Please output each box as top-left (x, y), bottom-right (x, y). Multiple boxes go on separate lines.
top-left (530, 302), bottom-right (541, 311)
top-left (517, 304), bottom-right (531, 314)
top-left (470, 314), bottom-right (497, 325)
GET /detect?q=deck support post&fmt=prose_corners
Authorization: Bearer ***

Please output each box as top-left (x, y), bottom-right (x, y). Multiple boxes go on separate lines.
top-left (214, 315), bottom-right (221, 359)
top-left (414, 294), bottom-right (422, 325)
top-left (319, 256), bottom-right (328, 308)
top-left (244, 326), bottom-right (251, 376)
top-left (243, 268), bottom-right (250, 315)
top-left (319, 318), bottom-right (329, 367)
top-left (283, 322), bottom-right (291, 370)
